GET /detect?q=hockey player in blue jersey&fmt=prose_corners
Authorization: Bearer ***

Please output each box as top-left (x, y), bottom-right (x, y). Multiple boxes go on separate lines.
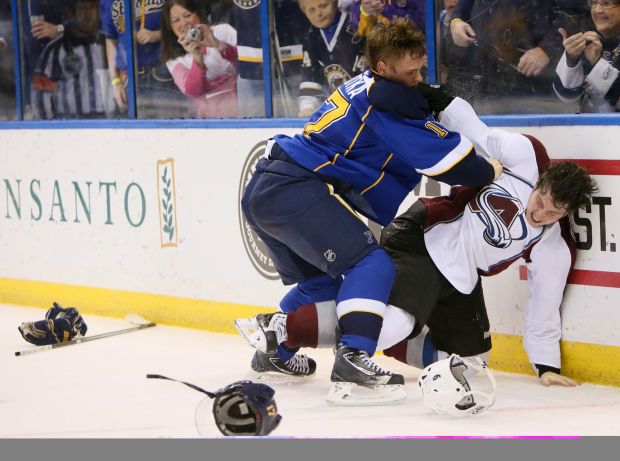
top-left (240, 17), bottom-right (503, 404)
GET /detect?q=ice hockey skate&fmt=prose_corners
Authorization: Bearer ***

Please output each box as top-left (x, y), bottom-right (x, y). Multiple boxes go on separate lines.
top-left (250, 350), bottom-right (316, 377)
top-left (327, 343), bottom-right (406, 406)
top-left (234, 312), bottom-right (287, 354)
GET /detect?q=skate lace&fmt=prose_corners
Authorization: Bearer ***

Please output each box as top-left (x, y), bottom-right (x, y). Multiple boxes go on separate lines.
top-left (359, 351), bottom-right (392, 375)
top-left (285, 354), bottom-right (310, 374)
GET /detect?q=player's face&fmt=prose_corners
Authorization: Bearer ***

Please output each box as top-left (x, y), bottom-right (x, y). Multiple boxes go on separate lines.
top-left (302, 0), bottom-right (338, 29)
top-left (525, 187), bottom-right (568, 227)
top-left (590, 1), bottom-right (620, 38)
top-left (377, 53), bottom-right (426, 87)
top-left (170, 4), bottom-right (200, 38)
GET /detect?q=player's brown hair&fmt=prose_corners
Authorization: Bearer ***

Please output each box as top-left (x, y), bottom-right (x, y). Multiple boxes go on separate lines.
top-left (537, 162), bottom-right (598, 213)
top-left (364, 17), bottom-right (426, 71)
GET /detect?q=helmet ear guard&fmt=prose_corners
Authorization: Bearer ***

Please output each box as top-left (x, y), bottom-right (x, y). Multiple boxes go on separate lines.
top-left (417, 354), bottom-right (497, 416)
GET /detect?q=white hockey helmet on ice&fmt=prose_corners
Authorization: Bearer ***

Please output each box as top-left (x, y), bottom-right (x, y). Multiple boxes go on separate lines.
top-left (417, 354), bottom-right (496, 416)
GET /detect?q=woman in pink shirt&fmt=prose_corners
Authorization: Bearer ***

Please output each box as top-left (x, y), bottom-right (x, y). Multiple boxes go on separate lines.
top-left (160, 0), bottom-right (238, 118)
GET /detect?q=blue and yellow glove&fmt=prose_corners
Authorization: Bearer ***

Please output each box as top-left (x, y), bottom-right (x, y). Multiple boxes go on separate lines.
top-left (18, 302), bottom-right (87, 345)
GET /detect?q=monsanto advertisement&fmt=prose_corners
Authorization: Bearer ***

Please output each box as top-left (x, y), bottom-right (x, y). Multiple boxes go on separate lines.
top-left (1, 124), bottom-right (619, 349)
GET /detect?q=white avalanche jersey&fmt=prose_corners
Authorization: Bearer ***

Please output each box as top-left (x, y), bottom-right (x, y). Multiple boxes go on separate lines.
top-left (421, 98), bottom-right (576, 369)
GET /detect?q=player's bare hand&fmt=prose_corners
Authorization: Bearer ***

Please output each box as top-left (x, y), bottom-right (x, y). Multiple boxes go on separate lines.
top-left (361, 0), bottom-right (384, 16)
top-left (450, 20), bottom-right (476, 47)
top-left (558, 27), bottom-right (587, 62)
top-left (488, 158), bottom-right (503, 181)
top-left (540, 371), bottom-right (579, 387)
top-left (517, 47), bottom-right (550, 77)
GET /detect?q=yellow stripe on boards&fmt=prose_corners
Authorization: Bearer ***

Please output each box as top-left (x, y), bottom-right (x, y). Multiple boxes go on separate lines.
top-left (0, 277), bottom-right (271, 334)
top-left (489, 333), bottom-right (620, 387)
top-left (2, 277), bottom-right (619, 387)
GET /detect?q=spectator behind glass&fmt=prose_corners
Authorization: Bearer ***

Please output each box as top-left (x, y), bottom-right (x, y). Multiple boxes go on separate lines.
top-left (448, 0), bottom-right (566, 113)
top-left (554, 0), bottom-right (620, 112)
top-left (29, 0), bottom-right (74, 41)
top-left (348, 0), bottom-right (425, 37)
top-left (0, 2), bottom-right (16, 120)
top-left (234, 0), bottom-right (309, 117)
top-left (100, 0), bottom-right (182, 117)
top-left (160, 0), bottom-right (238, 118)
top-left (297, 0), bottom-right (367, 117)
top-left (23, 1), bottom-right (76, 119)
top-left (31, 0), bottom-right (112, 119)
top-left (438, 0), bottom-right (467, 85)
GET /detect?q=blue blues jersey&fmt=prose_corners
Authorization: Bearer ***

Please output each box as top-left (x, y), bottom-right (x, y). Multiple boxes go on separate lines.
top-left (299, 11), bottom-right (367, 99)
top-left (100, 0), bottom-right (165, 69)
top-left (234, 0), bottom-right (308, 79)
top-left (275, 70), bottom-right (492, 225)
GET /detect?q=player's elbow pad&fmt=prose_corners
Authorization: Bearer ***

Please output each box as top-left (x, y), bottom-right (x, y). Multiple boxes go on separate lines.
top-left (432, 148), bottom-right (494, 187)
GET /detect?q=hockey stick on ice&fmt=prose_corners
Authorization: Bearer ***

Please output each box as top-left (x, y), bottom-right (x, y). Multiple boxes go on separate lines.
top-left (146, 374), bottom-right (216, 398)
top-left (14, 314), bottom-right (156, 357)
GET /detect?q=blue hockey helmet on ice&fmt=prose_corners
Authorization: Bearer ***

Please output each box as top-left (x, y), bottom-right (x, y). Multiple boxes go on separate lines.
top-left (212, 380), bottom-right (281, 436)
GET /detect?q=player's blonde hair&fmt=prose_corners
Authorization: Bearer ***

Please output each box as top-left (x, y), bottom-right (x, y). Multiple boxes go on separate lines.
top-left (364, 17), bottom-right (426, 71)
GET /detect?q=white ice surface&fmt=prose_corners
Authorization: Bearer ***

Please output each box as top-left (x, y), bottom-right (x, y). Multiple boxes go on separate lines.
top-left (2, 303), bottom-right (620, 438)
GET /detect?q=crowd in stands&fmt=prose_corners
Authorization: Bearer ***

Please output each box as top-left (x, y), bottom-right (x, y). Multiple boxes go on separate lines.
top-left (0, 0), bottom-right (618, 120)
top-left (0, 3), bottom-right (15, 120)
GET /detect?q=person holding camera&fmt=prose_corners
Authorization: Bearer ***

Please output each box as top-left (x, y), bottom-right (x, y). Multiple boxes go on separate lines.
top-left (160, 0), bottom-right (238, 118)
top-left (554, 0), bottom-right (620, 112)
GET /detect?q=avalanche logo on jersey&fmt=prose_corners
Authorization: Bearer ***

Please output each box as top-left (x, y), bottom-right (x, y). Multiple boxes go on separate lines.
top-left (468, 184), bottom-right (527, 249)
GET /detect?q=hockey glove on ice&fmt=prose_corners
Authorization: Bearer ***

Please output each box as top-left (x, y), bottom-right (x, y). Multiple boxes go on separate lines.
top-left (416, 82), bottom-right (455, 119)
top-left (18, 302), bottom-right (87, 345)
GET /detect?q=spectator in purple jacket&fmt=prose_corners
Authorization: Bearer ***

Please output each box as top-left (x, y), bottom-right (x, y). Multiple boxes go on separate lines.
top-left (348, 0), bottom-right (425, 37)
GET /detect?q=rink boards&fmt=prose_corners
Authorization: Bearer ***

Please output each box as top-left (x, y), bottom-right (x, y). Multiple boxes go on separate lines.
top-left (0, 124), bottom-right (618, 386)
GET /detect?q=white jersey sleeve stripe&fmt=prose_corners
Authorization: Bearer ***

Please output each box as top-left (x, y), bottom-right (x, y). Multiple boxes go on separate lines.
top-left (415, 136), bottom-right (474, 177)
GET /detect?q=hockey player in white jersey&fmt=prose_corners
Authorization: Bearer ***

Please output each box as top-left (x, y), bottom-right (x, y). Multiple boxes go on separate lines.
top-left (236, 88), bottom-right (597, 397)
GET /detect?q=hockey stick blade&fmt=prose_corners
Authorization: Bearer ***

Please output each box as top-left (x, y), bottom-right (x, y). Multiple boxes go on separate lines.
top-left (15, 316), bottom-right (156, 357)
top-left (125, 313), bottom-right (154, 326)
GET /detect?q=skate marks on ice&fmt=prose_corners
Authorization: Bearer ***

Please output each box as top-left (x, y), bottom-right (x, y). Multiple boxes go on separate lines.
top-left (2, 303), bottom-right (620, 437)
